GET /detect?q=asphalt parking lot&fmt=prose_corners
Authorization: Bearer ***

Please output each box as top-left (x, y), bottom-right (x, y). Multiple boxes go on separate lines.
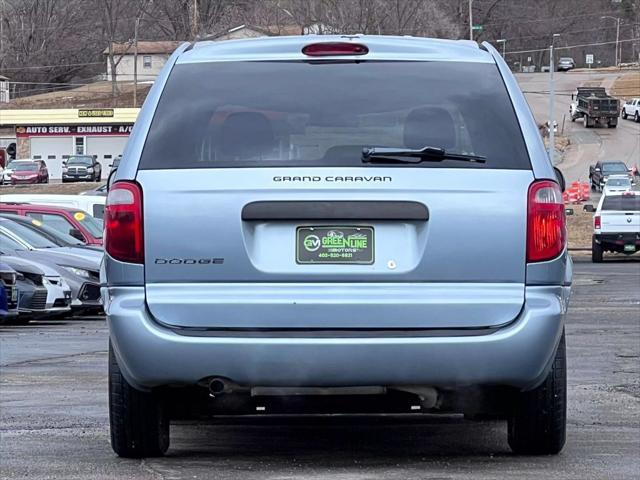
top-left (1, 258), bottom-right (638, 479)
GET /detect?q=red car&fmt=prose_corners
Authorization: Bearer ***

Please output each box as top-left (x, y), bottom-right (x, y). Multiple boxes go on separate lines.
top-left (10, 160), bottom-right (49, 185)
top-left (0, 203), bottom-right (103, 245)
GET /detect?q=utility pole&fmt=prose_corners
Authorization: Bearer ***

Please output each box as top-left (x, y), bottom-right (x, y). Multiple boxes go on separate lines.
top-left (133, 17), bottom-right (139, 108)
top-left (497, 39), bottom-right (506, 58)
top-left (192, 0), bottom-right (199, 39)
top-left (468, 0), bottom-right (473, 41)
top-left (548, 34), bottom-right (560, 165)
top-left (601, 16), bottom-right (621, 66)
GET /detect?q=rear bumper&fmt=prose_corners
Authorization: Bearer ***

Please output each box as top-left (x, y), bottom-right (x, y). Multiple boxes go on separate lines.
top-left (106, 285), bottom-right (569, 392)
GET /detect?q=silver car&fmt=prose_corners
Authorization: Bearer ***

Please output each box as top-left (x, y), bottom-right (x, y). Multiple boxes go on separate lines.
top-left (104, 36), bottom-right (572, 457)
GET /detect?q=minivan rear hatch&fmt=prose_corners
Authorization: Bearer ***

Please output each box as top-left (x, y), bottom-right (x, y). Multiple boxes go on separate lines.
top-left (137, 57), bottom-right (533, 330)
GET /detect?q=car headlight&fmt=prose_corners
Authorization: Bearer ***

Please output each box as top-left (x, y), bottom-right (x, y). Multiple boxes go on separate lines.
top-left (61, 266), bottom-right (92, 278)
top-left (0, 271), bottom-right (17, 285)
top-left (86, 167), bottom-right (94, 173)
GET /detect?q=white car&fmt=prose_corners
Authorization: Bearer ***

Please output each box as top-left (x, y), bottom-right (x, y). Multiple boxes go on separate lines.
top-left (592, 191), bottom-right (640, 262)
top-left (603, 175), bottom-right (633, 195)
top-left (0, 193), bottom-right (106, 220)
top-left (621, 98), bottom-right (640, 122)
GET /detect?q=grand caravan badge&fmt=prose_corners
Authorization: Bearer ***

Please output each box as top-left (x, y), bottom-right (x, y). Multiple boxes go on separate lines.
top-left (296, 226), bottom-right (374, 264)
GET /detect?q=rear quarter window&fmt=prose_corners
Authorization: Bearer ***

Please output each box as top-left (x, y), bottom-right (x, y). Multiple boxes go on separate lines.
top-left (140, 61), bottom-right (531, 170)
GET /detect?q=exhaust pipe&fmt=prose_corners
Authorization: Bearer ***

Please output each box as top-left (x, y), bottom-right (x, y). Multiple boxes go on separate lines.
top-left (208, 378), bottom-right (229, 396)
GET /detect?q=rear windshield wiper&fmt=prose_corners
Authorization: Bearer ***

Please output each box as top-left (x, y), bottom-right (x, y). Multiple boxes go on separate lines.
top-left (362, 146), bottom-right (486, 164)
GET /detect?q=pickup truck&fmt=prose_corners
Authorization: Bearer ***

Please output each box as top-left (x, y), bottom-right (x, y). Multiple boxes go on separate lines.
top-left (621, 98), bottom-right (640, 122)
top-left (592, 192), bottom-right (640, 262)
top-left (589, 161), bottom-right (632, 192)
top-left (571, 87), bottom-right (620, 128)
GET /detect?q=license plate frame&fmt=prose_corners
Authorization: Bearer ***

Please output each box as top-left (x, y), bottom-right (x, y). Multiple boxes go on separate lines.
top-left (296, 226), bottom-right (374, 265)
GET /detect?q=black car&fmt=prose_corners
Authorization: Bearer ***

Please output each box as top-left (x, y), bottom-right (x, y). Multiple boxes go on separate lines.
top-left (62, 155), bottom-right (102, 182)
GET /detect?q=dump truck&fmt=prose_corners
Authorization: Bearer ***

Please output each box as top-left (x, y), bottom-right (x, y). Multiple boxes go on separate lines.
top-left (570, 87), bottom-right (619, 128)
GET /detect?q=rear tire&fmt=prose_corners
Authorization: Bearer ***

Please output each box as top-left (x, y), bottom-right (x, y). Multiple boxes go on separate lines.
top-left (608, 122), bottom-right (617, 128)
top-left (508, 331), bottom-right (566, 455)
top-left (109, 342), bottom-right (169, 458)
top-left (592, 237), bottom-right (603, 263)
top-left (621, 110), bottom-right (627, 119)
top-left (635, 112), bottom-right (639, 123)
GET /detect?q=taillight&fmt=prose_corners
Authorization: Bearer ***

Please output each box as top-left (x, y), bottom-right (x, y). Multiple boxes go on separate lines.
top-left (594, 215), bottom-right (601, 229)
top-left (302, 42), bottom-right (368, 56)
top-left (104, 181), bottom-right (143, 263)
top-left (527, 180), bottom-right (566, 262)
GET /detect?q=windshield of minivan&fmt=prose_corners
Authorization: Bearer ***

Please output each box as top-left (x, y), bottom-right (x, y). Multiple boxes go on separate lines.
top-left (67, 156), bottom-right (93, 165)
top-left (140, 61), bottom-right (530, 170)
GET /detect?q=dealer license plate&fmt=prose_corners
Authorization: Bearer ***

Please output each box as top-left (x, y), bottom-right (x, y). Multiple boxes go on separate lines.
top-left (296, 226), bottom-right (374, 265)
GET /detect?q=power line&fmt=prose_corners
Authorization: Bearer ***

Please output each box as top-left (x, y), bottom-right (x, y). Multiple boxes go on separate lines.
top-left (0, 61), bottom-right (103, 71)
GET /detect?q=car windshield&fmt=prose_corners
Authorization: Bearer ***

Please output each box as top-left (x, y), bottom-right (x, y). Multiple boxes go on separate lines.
top-left (3, 216), bottom-right (85, 246)
top-left (74, 211), bottom-right (103, 238)
top-left (0, 232), bottom-right (26, 252)
top-left (602, 196), bottom-right (640, 211)
top-left (67, 156), bottom-right (93, 165)
top-left (607, 178), bottom-right (631, 187)
top-left (0, 220), bottom-right (59, 248)
top-left (14, 163), bottom-right (38, 171)
top-left (140, 61), bottom-right (530, 170)
top-left (603, 163), bottom-right (628, 173)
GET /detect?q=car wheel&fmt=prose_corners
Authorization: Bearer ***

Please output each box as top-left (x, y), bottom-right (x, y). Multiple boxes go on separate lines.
top-left (608, 122), bottom-right (617, 128)
top-left (621, 110), bottom-right (627, 119)
top-left (109, 342), bottom-right (169, 458)
top-left (592, 238), bottom-right (603, 263)
top-left (508, 330), bottom-right (566, 455)
top-left (635, 112), bottom-right (639, 123)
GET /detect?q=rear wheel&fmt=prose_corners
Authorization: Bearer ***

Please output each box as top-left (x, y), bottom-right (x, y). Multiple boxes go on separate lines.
top-left (109, 343), bottom-right (169, 458)
top-left (635, 112), bottom-right (639, 123)
top-left (508, 331), bottom-right (566, 455)
top-left (592, 237), bottom-right (603, 263)
top-left (608, 121), bottom-right (617, 129)
top-left (622, 110), bottom-right (627, 119)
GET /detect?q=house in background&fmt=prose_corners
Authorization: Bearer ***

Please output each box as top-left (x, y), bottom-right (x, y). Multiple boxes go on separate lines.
top-left (104, 41), bottom-right (183, 82)
top-left (0, 76), bottom-right (10, 103)
top-left (212, 23), bottom-right (334, 41)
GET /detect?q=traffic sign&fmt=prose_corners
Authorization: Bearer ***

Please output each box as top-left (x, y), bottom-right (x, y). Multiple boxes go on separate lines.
top-left (586, 54), bottom-right (594, 65)
top-left (472, 25), bottom-right (483, 31)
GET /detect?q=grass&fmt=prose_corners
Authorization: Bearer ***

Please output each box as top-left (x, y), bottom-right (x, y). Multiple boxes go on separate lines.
top-left (611, 70), bottom-right (640, 100)
top-left (0, 182), bottom-right (99, 195)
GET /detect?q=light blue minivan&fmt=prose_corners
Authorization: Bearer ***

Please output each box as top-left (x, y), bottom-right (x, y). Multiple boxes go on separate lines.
top-left (103, 35), bottom-right (572, 457)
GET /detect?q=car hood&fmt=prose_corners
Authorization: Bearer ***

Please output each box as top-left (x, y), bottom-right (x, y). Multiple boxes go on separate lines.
top-left (0, 255), bottom-right (61, 277)
top-left (26, 248), bottom-right (101, 271)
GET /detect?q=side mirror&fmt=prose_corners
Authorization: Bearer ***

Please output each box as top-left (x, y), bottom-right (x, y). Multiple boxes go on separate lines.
top-left (68, 228), bottom-right (85, 242)
top-left (583, 204), bottom-right (595, 213)
top-left (553, 166), bottom-right (566, 192)
top-left (595, 167), bottom-right (601, 172)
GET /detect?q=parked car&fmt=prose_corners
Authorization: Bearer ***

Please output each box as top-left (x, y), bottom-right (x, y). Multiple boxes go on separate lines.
top-left (105, 36), bottom-right (571, 457)
top-left (557, 57), bottom-right (575, 71)
top-left (621, 98), bottom-right (640, 122)
top-left (62, 155), bottom-right (102, 183)
top-left (0, 194), bottom-right (106, 220)
top-left (2, 159), bottom-right (32, 184)
top-left (589, 161), bottom-right (632, 192)
top-left (602, 175), bottom-right (633, 195)
top-left (592, 191), bottom-right (640, 262)
top-left (0, 252), bottom-right (72, 318)
top-left (9, 160), bottom-right (49, 185)
top-left (0, 217), bottom-right (102, 313)
top-left (0, 203), bottom-right (104, 245)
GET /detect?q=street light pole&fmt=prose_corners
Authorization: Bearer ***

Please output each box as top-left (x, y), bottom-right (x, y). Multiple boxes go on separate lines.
top-left (548, 34), bottom-right (560, 165)
top-left (601, 16), bottom-right (621, 66)
top-left (468, 0), bottom-right (473, 41)
top-left (133, 16), bottom-right (139, 108)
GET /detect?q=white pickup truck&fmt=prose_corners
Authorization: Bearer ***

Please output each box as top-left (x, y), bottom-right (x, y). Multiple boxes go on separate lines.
top-left (592, 192), bottom-right (640, 262)
top-left (621, 98), bottom-right (640, 122)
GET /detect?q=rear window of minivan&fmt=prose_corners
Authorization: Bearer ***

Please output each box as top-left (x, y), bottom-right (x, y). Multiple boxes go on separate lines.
top-left (140, 61), bottom-right (530, 170)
